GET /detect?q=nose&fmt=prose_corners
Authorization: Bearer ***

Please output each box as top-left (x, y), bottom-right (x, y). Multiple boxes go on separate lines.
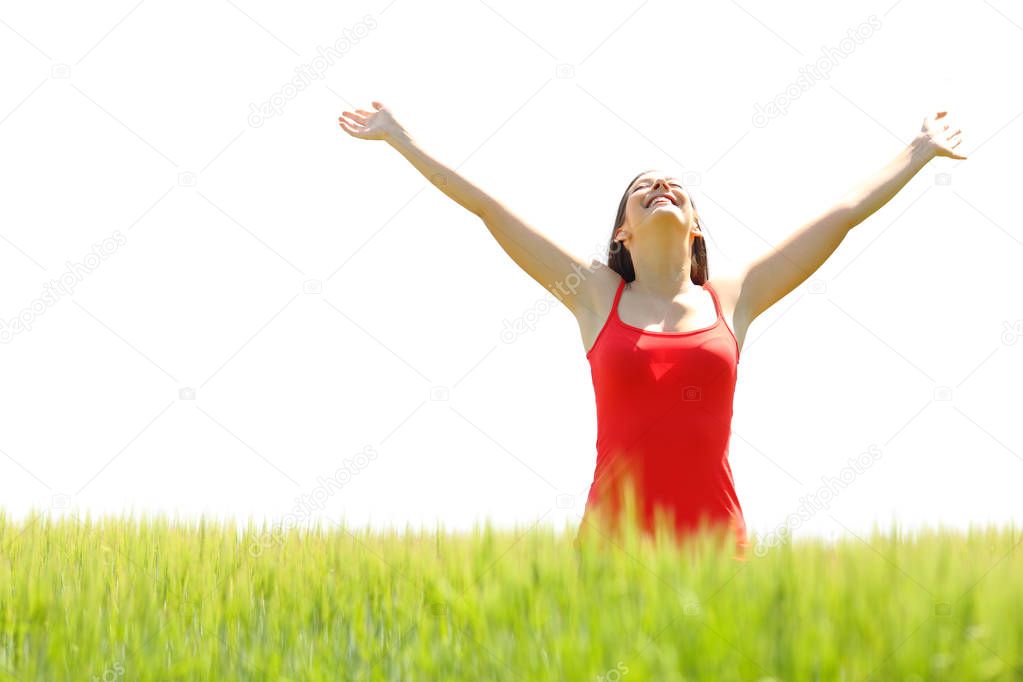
top-left (652, 178), bottom-right (671, 192)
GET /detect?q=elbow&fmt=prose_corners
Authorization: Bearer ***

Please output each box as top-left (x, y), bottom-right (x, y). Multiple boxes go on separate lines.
top-left (473, 196), bottom-right (497, 222)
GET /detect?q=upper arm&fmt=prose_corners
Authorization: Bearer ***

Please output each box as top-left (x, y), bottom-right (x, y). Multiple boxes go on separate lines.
top-left (735, 202), bottom-right (856, 323)
top-left (477, 197), bottom-right (605, 317)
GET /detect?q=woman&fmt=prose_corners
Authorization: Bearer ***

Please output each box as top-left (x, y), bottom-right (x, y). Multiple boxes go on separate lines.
top-left (338, 102), bottom-right (966, 559)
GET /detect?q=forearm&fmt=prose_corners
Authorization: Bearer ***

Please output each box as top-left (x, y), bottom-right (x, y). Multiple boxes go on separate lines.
top-left (739, 135), bottom-right (936, 317)
top-left (387, 129), bottom-right (492, 219)
top-left (837, 134), bottom-right (935, 224)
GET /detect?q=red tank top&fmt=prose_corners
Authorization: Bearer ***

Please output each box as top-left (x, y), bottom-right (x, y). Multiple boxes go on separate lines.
top-left (581, 277), bottom-right (748, 557)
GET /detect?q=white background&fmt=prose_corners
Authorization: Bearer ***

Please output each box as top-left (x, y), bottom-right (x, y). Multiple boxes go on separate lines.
top-left (1, 0), bottom-right (1021, 543)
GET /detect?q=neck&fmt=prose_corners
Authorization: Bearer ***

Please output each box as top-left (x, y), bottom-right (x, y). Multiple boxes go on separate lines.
top-left (627, 232), bottom-right (696, 298)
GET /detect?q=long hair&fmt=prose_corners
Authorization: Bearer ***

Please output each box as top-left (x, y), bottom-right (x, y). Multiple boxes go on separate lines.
top-left (606, 169), bottom-right (709, 285)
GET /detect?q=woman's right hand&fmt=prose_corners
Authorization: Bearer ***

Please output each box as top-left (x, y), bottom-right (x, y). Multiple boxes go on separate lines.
top-left (916, 110), bottom-right (966, 160)
top-left (338, 101), bottom-right (405, 143)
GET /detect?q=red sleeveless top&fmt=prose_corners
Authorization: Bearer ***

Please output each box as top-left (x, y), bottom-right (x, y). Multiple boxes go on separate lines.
top-left (581, 277), bottom-right (747, 556)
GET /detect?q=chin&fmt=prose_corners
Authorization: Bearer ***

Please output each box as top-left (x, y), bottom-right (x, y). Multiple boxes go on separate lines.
top-left (643, 212), bottom-right (684, 226)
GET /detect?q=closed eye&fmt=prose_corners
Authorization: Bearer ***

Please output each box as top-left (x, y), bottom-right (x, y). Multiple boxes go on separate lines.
top-left (633, 182), bottom-right (683, 192)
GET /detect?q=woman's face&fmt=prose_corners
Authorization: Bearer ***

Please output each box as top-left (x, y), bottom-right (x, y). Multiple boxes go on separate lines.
top-left (618, 171), bottom-right (696, 245)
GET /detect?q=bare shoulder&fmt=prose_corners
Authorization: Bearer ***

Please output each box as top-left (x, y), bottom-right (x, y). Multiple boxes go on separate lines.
top-left (705, 270), bottom-right (744, 313)
top-left (569, 260), bottom-right (624, 354)
top-left (561, 258), bottom-right (619, 317)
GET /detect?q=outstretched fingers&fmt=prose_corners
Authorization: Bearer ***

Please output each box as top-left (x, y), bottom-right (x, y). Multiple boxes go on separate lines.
top-left (338, 116), bottom-right (365, 137)
top-left (338, 101), bottom-right (392, 141)
top-left (947, 131), bottom-right (967, 159)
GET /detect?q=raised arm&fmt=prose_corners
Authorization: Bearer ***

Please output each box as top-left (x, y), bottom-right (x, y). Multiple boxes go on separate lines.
top-left (735, 111), bottom-right (966, 326)
top-left (338, 101), bottom-right (598, 316)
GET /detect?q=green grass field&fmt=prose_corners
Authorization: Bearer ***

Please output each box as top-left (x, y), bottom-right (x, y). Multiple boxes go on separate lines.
top-left (1, 511), bottom-right (1020, 681)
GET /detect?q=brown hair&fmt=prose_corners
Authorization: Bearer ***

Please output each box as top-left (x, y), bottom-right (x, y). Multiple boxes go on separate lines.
top-left (606, 169), bottom-right (709, 285)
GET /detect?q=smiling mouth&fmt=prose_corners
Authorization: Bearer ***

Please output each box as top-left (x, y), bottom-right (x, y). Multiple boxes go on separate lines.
top-left (649, 197), bottom-right (677, 208)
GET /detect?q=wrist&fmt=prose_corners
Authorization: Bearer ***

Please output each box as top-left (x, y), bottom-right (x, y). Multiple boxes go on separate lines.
top-left (910, 133), bottom-right (936, 162)
top-left (386, 127), bottom-right (413, 147)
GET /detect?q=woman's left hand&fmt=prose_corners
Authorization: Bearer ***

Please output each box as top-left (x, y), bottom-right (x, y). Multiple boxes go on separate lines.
top-left (917, 111), bottom-right (966, 160)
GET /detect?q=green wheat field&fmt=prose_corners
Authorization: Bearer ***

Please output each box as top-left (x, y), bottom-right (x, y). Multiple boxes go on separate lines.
top-left (1, 510), bottom-right (1021, 681)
